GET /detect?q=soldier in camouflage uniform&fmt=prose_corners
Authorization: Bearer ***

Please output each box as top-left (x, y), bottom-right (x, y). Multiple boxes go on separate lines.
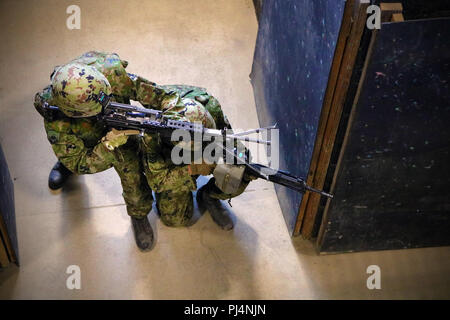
top-left (35, 51), bottom-right (253, 250)
top-left (140, 84), bottom-right (255, 230)
top-left (33, 51), bottom-right (193, 251)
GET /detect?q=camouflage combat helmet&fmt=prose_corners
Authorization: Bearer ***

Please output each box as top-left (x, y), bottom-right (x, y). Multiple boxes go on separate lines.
top-left (182, 98), bottom-right (216, 129)
top-left (51, 62), bottom-right (111, 117)
top-left (70, 51), bottom-right (134, 99)
top-left (159, 96), bottom-right (217, 153)
top-left (163, 97), bottom-right (217, 129)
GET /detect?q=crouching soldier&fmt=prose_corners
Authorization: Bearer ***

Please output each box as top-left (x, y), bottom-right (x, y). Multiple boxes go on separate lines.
top-left (140, 85), bottom-right (256, 230)
top-left (33, 51), bottom-right (188, 251)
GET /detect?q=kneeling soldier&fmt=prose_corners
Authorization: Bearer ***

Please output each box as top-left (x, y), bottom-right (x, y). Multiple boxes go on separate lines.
top-left (34, 51), bottom-right (187, 251)
top-left (140, 85), bottom-right (255, 230)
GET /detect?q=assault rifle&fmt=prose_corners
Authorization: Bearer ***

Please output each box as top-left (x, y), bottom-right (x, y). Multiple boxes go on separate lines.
top-left (43, 91), bottom-right (333, 199)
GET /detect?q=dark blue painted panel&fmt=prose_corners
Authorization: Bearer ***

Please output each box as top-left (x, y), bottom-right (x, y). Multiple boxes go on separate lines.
top-left (0, 144), bottom-right (18, 264)
top-left (320, 18), bottom-right (450, 253)
top-left (250, 0), bottom-right (345, 233)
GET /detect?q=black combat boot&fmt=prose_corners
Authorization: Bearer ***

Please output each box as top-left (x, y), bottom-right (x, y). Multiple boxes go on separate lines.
top-left (131, 216), bottom-right (154, 251)
top-left (197, 178), bottom-right (234, 231)
top-left (48, 161), bottom-right (73, 190)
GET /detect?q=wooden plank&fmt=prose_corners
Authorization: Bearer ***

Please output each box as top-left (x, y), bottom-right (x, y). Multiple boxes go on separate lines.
top-left (317, 30), bottom-right (378, 247)
top-left (380, 2), bottom-right (403, 12)
top-left (392, 13), bottom-right (405, 22)
top-left (293, 0), bottom-right (356, 236)
top-left (298, 0), bottom-right (370, 239)
top-left (381, 2), bottom-right (404, 22)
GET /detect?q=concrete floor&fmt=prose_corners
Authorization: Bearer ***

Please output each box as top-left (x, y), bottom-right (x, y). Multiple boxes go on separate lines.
top-left (0, 0), bottom-right (449, 299)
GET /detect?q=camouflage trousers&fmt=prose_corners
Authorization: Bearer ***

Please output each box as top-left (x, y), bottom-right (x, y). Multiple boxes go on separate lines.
top-left (112, 138), bottom-right (153, 218)
top-left (154, 176), bottom-right (251, 227)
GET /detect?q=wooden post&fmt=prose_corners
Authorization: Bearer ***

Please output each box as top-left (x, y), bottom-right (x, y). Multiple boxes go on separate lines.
top-left (380, 3), bottom-right (404, 22)
top-left (294, 0), bottom-right (370, 238)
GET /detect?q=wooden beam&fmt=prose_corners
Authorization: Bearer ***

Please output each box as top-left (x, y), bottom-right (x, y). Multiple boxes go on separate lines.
top-left (294, 0), bottom-right (370, 238)
top-left (380, 2), bottom-right (404, 22)
top-left (392, 13), bottom-right (405, 22)
top-left (317, 30), bottom-right (379, 247)
top-left (293, 0), bottom-right (356, 236)
top-left (380, 2), bottom-right (403, 11)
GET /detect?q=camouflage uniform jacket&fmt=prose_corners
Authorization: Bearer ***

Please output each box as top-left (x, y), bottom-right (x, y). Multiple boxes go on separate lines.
top-left (34, 51), bottom-right (187, 173)
top-left (139, 84), bottom-right (233, 195)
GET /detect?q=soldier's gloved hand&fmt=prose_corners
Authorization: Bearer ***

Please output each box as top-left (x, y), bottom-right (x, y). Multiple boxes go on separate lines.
top-left (102, 128), bottom-right (139, 151)
top-left (187, 163), bottom-right (216, 176)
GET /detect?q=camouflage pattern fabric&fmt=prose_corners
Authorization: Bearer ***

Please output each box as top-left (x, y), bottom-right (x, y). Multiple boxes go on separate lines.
top-left (160, 84), bottom-right (231, 130)
top-left (38, 102), bottom-right (153, 217)
top-left (70, 51), bottom-right (134, 101)
top-left (51, 63), bottom-right (111, 117)
top-left (155, 190), bottom-right (194, 227)
top-left (69, 51), bottom-right (180, 108)
top-left (111, 138), bottom-right (153, 218)
top-left (34, 51), bottom-right (176, 218)
top-left (140, 85), bottom-right (251, 226)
